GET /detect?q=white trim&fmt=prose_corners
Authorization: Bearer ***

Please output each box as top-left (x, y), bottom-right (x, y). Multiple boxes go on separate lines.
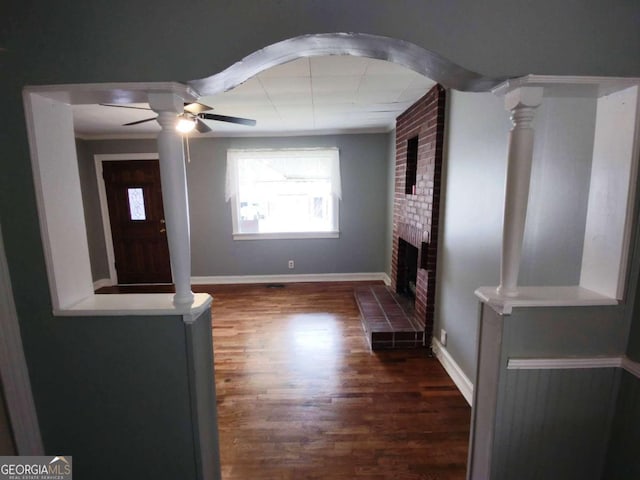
top-left (0, 224), bottom-right (44, 454)
top-left (190, 272), bottom-right (388, 285)
top-left (94, 153), bottom-right (160, 285)
top-left (92, 278), bottom-right (113, 290)
top-left (77, 133), bottom-right (158, 141)
top-left (621, 357), bottom-right (640, 378)
top-left (507, 356), bottom-right (640, 380)
top-left (227, 147), bottom-right (341, 239)
top-left (25, 81), bottom-right (198, 104)
top-left (57, 292), bottom-right (212, 318)
top-left (492, 75), bottom-right (640, 98)
top-left (475, 285), bottom-right (618, 315)
top-left (382, 273), bottom-right (391, 286)
top-left (508, 357), bottom-right (623, 370)
top-left (232, 231), bottom-right (340, 240)
top-left (431, 338), bottom-right (474, 406)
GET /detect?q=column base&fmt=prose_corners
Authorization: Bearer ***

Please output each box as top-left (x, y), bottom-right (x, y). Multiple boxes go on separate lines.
top-left (173, 292), bottom-right (195, 307)
top-left (496, 285), bottom-right (519, 297)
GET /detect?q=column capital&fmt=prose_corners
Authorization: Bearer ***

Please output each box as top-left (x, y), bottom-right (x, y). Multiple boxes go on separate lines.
top-left (148, 92), bottom-right (184, 114)
top-left (504, 86), bottom-right (543, 112)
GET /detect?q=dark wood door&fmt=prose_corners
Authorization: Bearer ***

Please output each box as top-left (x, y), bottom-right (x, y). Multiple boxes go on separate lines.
top-left (103, 160), bottom-right (172, 284)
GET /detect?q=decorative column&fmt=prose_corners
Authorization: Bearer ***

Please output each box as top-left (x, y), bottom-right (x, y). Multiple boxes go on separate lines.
top-left (497, 87), bottom-right (543, 297)
top-left (148, 93), bottom-right (194, 306)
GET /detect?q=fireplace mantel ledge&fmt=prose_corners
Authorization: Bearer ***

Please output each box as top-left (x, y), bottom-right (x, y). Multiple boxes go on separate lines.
top-left (475, 286), bottom-right (618, 315)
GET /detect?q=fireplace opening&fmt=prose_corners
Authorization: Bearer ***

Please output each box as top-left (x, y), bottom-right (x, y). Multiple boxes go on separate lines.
top-left (397, 238), bottom-right (419, 302)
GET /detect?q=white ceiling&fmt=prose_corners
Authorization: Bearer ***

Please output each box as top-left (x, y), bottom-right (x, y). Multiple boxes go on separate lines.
top-left (72, 56), bottom-right (435, 138)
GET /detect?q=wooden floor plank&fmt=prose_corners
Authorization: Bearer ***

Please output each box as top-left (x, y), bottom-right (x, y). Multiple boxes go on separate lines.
top-left (197, 282), bottom-right (470, 480)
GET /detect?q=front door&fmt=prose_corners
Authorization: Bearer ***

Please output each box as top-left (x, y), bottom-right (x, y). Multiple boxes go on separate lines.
top-left (102, 160), bottom-right (172, 284)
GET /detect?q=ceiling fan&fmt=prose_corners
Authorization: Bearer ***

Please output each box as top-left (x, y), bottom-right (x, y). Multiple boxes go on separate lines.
top-left (100, 102), bottom-right (256, 133)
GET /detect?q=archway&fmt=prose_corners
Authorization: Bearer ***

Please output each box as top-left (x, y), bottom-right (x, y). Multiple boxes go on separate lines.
top-left (189, 32), bottom-right (503, 96)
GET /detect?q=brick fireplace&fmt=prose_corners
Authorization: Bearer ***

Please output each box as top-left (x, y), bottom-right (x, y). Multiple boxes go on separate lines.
top-left (391, 84), bottom-right (446, 347)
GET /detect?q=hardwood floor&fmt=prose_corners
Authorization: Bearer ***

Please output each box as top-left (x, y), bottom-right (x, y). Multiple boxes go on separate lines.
top-left (201, 282), bottom-right (471, 480)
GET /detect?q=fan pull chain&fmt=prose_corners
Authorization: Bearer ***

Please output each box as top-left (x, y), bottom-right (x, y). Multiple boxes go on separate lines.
top-left (183, 134), bottom-right (191, 163)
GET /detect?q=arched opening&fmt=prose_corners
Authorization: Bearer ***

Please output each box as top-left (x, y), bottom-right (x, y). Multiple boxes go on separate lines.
top-left (189, 32), bottom-right (503, 96)
top-left (20, 31), bottom-right (504, 480)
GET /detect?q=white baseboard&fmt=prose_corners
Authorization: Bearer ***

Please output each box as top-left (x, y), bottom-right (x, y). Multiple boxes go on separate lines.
top-left (93, 278), bottom-right (113, 290)
top-left (432, 338), bottom-right (474, 406)
top-left (191, 272), bottom-right (389, 285)
top-left (382, 273), bottom-right (391, 286)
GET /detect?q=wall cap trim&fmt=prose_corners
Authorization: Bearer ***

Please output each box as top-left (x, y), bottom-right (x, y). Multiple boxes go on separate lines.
top-left (475, 285), bottom-right (618, 315)
top-left (55, 292), bottom-right (212, 318)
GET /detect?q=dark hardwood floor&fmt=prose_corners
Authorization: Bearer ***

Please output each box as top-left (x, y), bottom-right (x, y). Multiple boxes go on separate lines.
top-left (201, 282), bottom-right (470, 480)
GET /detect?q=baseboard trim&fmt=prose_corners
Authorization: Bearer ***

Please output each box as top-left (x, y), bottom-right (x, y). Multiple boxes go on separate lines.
top-left (382, 273), bottom-right (391, 286)
top-left (93, 278), bottom-right (113, 290)
top-left (431, 338), bottom-right (474, 406)
top-left (191, 272), bottom-right (389, 285)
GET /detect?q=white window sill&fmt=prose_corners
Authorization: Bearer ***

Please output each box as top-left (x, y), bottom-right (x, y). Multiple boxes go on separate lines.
top-left (232, 231), bottom-right (340, 240)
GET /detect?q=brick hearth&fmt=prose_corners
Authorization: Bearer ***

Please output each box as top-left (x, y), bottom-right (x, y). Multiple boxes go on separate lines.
top-left (354, 285), bottom-right (425, 350)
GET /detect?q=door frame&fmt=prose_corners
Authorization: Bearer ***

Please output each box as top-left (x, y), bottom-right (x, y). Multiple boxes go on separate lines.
top-left (94, 153), bottom-right (160, 286)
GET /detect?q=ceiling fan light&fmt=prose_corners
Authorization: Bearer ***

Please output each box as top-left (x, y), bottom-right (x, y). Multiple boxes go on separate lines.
top-left (176, 116), bottom-right (196, 133)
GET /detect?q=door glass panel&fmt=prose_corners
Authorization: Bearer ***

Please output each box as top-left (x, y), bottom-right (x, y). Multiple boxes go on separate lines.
top-left (127, 188), bottom-right (146, 220)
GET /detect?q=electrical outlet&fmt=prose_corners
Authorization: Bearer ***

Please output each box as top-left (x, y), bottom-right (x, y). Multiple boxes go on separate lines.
top-left (288, 260), bottom-right (295, 269)
top-left (440, 329), bottom-right (447, 346)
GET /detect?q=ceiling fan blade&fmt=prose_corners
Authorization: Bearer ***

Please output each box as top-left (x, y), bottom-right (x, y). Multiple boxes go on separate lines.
top-left (101, 103), bottom-right (153, 111)
top-left (199, 113), bottom-right (256, 126)
top-left (123, 117), bottom-right (157, 126)
top-left (195, 118), bottom-right (212, 133)
top-left (184, 102), bottom-right (213, 114)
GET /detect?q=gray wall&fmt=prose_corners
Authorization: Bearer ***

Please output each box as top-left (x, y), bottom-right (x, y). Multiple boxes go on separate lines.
top-left (603, 371), bottom-right (640, 479)
top-left (435, 91), bottom-right (597, 378)
top-left (492, 368), bottom-right (619, 480)
top-left (471, 304), bottom-right (629, 480)
top-left (79, 134), bottom-right (391, 279)
top-left (626, 232), bottom-right (640, 361)
top-left (3, 0), bottom-right (640, 467)
top-left (0, 381), bottom-right (15, 455)
top-left (187, 134), bottom-right (390, 276)
top-left (27, 309), bottom-right (216, 480)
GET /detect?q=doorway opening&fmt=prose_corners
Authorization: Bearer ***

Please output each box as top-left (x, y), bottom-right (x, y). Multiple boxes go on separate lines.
top-left (95, 154), bottom-right (171, 285)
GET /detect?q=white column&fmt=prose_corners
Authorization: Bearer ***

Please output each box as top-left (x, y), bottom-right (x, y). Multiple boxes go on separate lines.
top-left (148, 93), bottom-right (194, 306)
top-left (497, 87), bottom-right (543, 297)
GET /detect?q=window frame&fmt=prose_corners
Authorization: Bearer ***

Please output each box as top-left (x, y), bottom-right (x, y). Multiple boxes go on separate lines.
top-left (227, 148), bottom-right (341, 240)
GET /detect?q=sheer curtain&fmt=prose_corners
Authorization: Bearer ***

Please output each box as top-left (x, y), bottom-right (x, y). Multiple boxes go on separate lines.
top-left (225, 148), bottom-right (341, 202)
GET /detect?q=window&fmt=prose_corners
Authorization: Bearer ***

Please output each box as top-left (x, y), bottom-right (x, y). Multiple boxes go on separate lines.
top-left (127, 187), bottom-right (146, 220)
top-left (226, 148), bottom-right (341, 239)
